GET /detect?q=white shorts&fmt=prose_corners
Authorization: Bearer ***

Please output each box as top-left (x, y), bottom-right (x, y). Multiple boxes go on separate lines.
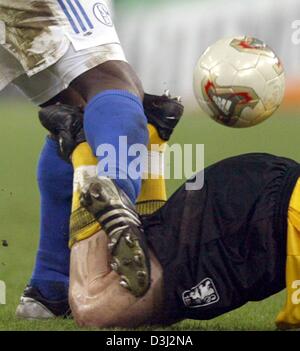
top-left (0, 0), bottom-right (126, 105)
top-left (11, 43), bottom-right (126, 105)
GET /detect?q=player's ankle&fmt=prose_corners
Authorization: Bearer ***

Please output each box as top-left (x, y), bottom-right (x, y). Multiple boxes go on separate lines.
top-left (29, 279), bottom-right (68, 301)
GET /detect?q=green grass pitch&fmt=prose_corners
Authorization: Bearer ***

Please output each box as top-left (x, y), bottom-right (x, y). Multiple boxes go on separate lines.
top-left (0, 100), bottom-right (299, 331)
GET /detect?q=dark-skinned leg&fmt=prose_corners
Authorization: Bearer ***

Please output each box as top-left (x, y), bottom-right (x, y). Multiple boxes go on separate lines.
top-left (70, 60), bottom-right (144, 102)
top-left (40, 87), bottom-right (86, 108)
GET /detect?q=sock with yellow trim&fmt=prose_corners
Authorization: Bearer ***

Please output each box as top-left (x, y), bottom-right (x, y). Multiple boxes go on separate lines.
top-left (69, 142), bottom-right (101, 247)
top-left (136, 124), bottom-right (167, 216)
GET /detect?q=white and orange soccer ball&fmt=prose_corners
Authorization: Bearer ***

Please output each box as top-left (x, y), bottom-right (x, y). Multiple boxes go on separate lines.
top-left (193, 36), bottom-right (285, 128)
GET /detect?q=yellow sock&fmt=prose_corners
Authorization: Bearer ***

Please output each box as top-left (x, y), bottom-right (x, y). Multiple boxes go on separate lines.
top-left (136, 124), bottom-right (167, 216)
top-left (69, 142), bottom-right (101, 247)
top-left (276, 178), bottom-right (300, 329)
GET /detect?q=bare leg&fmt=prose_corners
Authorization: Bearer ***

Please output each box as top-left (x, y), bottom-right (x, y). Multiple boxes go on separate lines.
top-left (69, 230), bottom-right (165, 328)
top-left (40, 87), bottom-right (86, 108)
top-left (70, 60), bottom-right (143, 102)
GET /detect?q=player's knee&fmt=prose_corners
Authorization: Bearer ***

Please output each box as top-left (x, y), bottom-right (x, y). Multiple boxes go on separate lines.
top-left (71, 304), bottom-right (95, 327)
top-left (71, 307), bottom-right (89, 327)
top-left (69, 279), bottom-right (122, 328)
top-left (70, 60), bottom-right (144, 102)
top-left (70, 296), bottom-right (111, 328)
top-left (40, 87), bottom-right (86, 107)
top-left (69, 289), bottom-right (91, 326)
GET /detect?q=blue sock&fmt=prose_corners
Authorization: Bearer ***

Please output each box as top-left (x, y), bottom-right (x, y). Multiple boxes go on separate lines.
top-left (84, 90), bottom-right (149, 203)
top-left (30, 137), bottom-right (73, 301)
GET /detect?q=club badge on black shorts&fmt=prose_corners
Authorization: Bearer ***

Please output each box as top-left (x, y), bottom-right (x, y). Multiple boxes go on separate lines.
top-left (182, 278), bottom-right (220, 308)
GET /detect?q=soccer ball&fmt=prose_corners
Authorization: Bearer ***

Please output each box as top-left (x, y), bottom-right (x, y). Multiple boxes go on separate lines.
top-left (193, 36), bottom-right (285, 128)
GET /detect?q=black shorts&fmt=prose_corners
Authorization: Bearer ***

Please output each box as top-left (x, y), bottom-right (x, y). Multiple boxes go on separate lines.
top-left (143, 153), bottom-right (300, 322)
